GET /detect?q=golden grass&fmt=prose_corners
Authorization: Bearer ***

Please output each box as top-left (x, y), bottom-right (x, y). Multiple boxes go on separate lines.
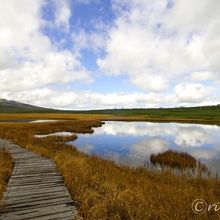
top-left (1, 113), bottom-right (220, 125)
top-left (150, 150), bottom-right (208, 173)
top-left (0, 149), bottom-right (13, 206)
top-left (0, 117), bottom-right (220, 219)
top-left (0, 113), bottom-right (113, 121)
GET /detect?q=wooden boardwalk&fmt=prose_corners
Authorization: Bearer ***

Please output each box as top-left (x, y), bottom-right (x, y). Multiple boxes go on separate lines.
top-left (0, 139), bottom-right (77, 220)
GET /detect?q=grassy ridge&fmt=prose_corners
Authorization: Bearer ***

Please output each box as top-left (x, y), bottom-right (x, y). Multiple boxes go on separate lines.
top-left (70, 105), bottom-right (220, 121)
top-left (0, 118), bottom-right (220, 219)
top-left (0, 149), bottom-right (13, 205)
top-left (0, 98), bottom-right (55, 113)
top-left (1, 107), bottom-right (220, 126)
top-left (1, 98), bottom-right (220, 123)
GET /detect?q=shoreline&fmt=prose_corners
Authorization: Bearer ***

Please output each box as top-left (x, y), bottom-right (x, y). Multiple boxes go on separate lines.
top-left (0, 113), bottom-right (220, 126)
top-left (0, 118), bottom-right (219, 219)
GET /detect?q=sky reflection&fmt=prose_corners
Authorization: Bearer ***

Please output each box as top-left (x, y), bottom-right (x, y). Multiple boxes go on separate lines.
top-left (69, 121), bottom-right (220, 175)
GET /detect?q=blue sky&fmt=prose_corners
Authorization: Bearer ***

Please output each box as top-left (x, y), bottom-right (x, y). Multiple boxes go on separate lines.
top-left (41, 0), bottom-right (136, 94)
top-left (0, 0), bottom-right (220, 109)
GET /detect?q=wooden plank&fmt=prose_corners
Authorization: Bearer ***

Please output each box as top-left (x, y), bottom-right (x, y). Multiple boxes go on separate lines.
top-left (0, 138), bottom-right (77, 220)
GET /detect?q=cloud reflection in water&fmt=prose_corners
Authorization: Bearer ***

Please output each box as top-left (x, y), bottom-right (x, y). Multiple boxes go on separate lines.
top-left (70, 121), bottom-right (220, 175)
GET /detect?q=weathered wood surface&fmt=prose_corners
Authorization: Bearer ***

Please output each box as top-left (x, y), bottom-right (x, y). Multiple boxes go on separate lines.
top-left (0, 139), bottom-right (77, 220)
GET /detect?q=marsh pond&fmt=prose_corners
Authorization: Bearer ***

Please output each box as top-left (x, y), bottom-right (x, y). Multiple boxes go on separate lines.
top-left (69, 121), bottom-right (220, 176)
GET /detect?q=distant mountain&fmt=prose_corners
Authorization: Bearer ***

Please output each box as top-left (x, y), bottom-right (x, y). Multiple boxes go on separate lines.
top-left (0, 98), bottom-right (54, 113)
top-left (1, 97), bottom-right (220, 117)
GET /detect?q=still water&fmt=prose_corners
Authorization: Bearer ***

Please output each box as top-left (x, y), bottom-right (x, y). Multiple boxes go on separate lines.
top-left (70, 121), bottom-right (220, 176)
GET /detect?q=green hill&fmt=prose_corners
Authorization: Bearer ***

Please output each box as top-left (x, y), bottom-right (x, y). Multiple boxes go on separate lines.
top-left (0, 98), bottom-right (54, 113)
top-left (1, 98), bottom-right (220, 122)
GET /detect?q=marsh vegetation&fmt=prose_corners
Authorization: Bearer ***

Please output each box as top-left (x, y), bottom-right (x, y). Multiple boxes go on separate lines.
top-left (0, 149), bottom-right (13, 205)
top-left (150, 150), bottom-right (209, 177)
top-left (0, 114), bottom-right (220, 219)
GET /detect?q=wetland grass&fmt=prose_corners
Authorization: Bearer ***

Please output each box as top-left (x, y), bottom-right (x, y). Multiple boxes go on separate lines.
top-left (0, 115), bottom-right (219, 219)
top-left (0, 149), bottom-right (13, 205)
top-left (150, 150), bottom-right (209, 176)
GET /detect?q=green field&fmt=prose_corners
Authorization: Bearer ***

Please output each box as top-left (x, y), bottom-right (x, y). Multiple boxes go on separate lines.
top-left (1, 98), bottom-right (220, 122)
top-left (71, 105), bottom-right (220, 119)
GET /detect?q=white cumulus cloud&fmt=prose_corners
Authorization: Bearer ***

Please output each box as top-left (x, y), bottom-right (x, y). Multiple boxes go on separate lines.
top-left (174, 83), bottom-right (210, 103)
top-left (97, 0), bottom-right (220, 96)
top-left (1, 0), bottom-right (220, 109)
top-left (0, 0), bottom-right (91, 94)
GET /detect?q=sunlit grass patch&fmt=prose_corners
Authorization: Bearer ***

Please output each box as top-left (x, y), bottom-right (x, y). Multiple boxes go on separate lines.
top-left (150, 150), bottom-right (205, 168)
top-left (0, 118), bottom-right (219, 219)
top-left (150, 150), bottom-right (209, 178)
top-left (0, 149), bottom-right (13, 205)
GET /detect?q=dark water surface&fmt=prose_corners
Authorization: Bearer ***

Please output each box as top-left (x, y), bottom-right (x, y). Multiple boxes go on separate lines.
top-left (69, 121), bottom-right (220, 176)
